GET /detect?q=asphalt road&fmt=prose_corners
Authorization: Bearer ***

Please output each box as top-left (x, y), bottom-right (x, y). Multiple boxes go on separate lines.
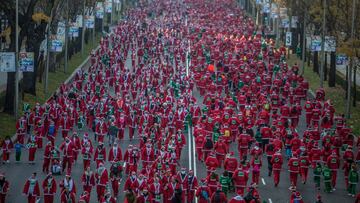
top-left (1, 1), bottom-right (358, 203)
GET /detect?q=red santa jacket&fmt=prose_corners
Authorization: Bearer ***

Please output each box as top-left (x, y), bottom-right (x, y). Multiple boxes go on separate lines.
top-left (108, 146), bottom-right (122, 162)
top-left (60, 190), bottom-right (76, 203)
top-left (23, 178), bottom-right (40, 197)
top-left (42, 177), bottom-right (57, 195)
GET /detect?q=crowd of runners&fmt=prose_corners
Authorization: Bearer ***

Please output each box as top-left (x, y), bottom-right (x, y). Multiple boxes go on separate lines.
top-left (0, 0), bottom-right (359, 203)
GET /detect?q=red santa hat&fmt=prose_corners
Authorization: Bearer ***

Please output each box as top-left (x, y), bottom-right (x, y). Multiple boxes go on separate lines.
top-left (66, 172), bottom-right (71, 177)
top-left (295, 191), bottom-right (302, 198)
top-left (84, 133), bottom-right (89, 138)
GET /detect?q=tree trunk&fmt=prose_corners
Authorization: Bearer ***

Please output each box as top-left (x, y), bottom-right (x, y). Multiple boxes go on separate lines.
top-left (4, 24), bottom-right (16, 114)
top-left (353, 66), bottom-right (357, 107)
top-left (313, 51), bottom-right (319, 74)
top-left (328, 51), bottom-right (336, 87)
top-left (345, 65), bottom-right (349, 99)
top-left (324, 52), bottom-right (327, 81)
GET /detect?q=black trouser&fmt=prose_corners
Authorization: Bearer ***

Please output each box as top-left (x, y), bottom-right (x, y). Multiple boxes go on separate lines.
top-left (267, 156), bottom-right (273, 175)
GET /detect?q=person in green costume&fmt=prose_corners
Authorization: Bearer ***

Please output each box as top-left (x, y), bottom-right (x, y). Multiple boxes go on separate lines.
top-left (348, 163), bottom-right (359, 197)
top-left (322, 164), bottom-right (332, 192)
top-left (219, 170), bottom-right (232, 195)
top-left (313, 163), bottom-right (322, 190)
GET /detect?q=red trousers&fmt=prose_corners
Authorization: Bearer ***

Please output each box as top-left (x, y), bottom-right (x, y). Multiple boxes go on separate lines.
top-left (111, 179), bottom-right (119, 196)
top-left (196, 148), bottom-right (203, 161)
top-left (289, 172), bottom-right (298, 186)
top-left (2, 152), bottom-right (9, 161)
top-left (83, 160), bottom-right (91, 171)
top-left (216, 154), bottom-right (225, 168)
top-left (331, 170), bottom-right (337, 187)
top-left (83, 185), bottom-right (92, 194)
top-left (96, 185), bottom-right (106, 201)
top-left (129, 127), bottom-right (135, 139)
top-left (187, 190), bottom-right (195, 203)
top-left (273, 170), bottom-right (281, 186)
top-left (300, 168), bottom-right (308, 183)
top-left (44, 195), bottom-right (54, 203)
top-left (29, 148), bottom-right (37, 162)
top-left (252, 171), bottom-right (260, 184)
top-left (235, 186), bottom-right (245, 195)
top-left (43, 158), bottom-right (50, 173)
top-left (27, 195), bottom-right (36, 203)
top-left (0, 194), bottom-right (6, 203)
top-left (62, 156), bottom-right (73, 172)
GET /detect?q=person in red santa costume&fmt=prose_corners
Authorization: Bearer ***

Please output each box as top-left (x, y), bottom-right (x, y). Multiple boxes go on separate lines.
top-left (224, 152), bottom-right (238, 178)
top-left (27, 134), bottom-right (38, 164)
top-left (195, 132), bottom-right (205, 161)
top-left (136, 187), bottom-right (153, 203)
top-left (123, 145), bottom-right (139, 174)
top-left (0, 173), bottom-right (9, 203)
top-left (22, 172), bottom-right (40, 203)
top-left (187, 169), bottom-right (198, 203)
top-left (124, 171), bottom-right (137, 193)
top-left (78, 191), bottom-right (90, 203)
top-left (1, 136), bottom-right (13, 164)
top-left (205, 153), bottom-right (219, 176)
top-left (59, 173), bottom-right (76, 194)
top-left (299, 147), bottom-right (310, 184)
top-left (164, 175), bottom-right (180, 203)
top-left (100, 190), bottom-right (117, 203)
top-left (81, 166), bottom-right (95, 194)
top-left (271, 148), bottom-right (283, 187)
top-left (237, 130), bottom-right (252, 160)
top-left (59, 112), bottom-right (72, 139)
top-left (16, 115), bottom-right (27, 144)
top-left (110, 161), bottom-right (122, 197)
top-left (141, 143), bottom-right (155, 169)
top-left (149, 176), bottom-right (162, 203)
top-left (70, 132), bottom-right (81, 162)
top-left (95, 117), bottom-right (108, 143)
top-left (95, 163), bottom-right (109, 201)
top-left (94, 142), bottom-right (107, 167)
top-left (59, 137), bottom-right (74, 173)
top-left (229, 192), bottom-right (246, 203)
top-left (131, 173), bottom-right (148, 196)
top-left (288, 152), bottom-right (300, 188)
top-left (108, 141), bottom-right (122, 163)
top-left (232, 165), bottom-right (249, 195)
top-left (81, 141), bottom-right (93, 171)
top-left (196, 178), bottom-right (211, 203)
top-left (214, 137), bottom-right (228, 168)
top-left (42, 173), bottom-right (57, 203)
top-left (176, 167), bottom-right (189, 202)
top-left (289, 190), bottom-right (304, 203)
top-left (43, 141), bottom-right (53, 173)
top-left (60, 187), bottom-right (76, 203)
top-left (326, 150), bottom-right (340, 191)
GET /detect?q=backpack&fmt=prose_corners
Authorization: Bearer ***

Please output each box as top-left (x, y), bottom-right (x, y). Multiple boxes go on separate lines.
top-left (244, 189), bottom-right (255, 202)
top-left (201, 189), bottom-right (209, 200)
top-left (204, 139), bottom-right (213, 149)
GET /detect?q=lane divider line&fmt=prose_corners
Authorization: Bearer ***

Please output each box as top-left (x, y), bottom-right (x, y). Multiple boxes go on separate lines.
top-left (268, 198), bottom-right (273, 203)
top-left (262, 178), bottom-right (266, 185)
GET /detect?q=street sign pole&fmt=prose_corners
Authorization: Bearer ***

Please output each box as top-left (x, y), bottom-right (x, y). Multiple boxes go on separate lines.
top-left (81, 0), bottom-right (86, 56)
top-left (15, 0), bottom-right (19, 118)
top-left (64, 0), bottom-right (69, 73)
top-left (319, 0), bottom-right (326, 88)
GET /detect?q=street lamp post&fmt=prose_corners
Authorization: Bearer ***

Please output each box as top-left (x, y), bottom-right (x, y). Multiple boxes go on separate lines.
top-left (319, 0), bottom-right (326, 88)
top-left (64, 0), bottom-right (69, 73)
top-left (15, 0), bottom-right (19, 118)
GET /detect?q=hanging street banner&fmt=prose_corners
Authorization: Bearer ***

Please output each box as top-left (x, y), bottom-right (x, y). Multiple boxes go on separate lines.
top-left (336, 55), bottom-right (348, 65)
top-left (50, 35), bottom-right (63, 52)
top-left (105, 0), bottom-right (113, 13)
top-left (85, 15), bottom-right (95, 28)
top-left (0, 52), bottom-right (15, 72)
top-left (19, 52), bottom-right (34, 72)
top-left (311, 36), bottom-right (322, 52)
top-left (56, 21), bottom-right (66, 43)
top-left (76, 15), bottom-right (83, 28)
top-left (95, 2), bottom-right (104, 19)
top-left (325, 36), bottom-right (336, 52)
top-left (69, 23), bottom-right (79, 37)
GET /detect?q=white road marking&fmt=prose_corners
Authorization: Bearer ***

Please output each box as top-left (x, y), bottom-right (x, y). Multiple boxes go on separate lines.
top-left (188, 124), bottom-right (192, 170)
top-left (123, 162), bottom-right (126, 168)
top-left (262, 178), bottom-right (266, 185)
top-left (268, 198), bottom-right (272, 203)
